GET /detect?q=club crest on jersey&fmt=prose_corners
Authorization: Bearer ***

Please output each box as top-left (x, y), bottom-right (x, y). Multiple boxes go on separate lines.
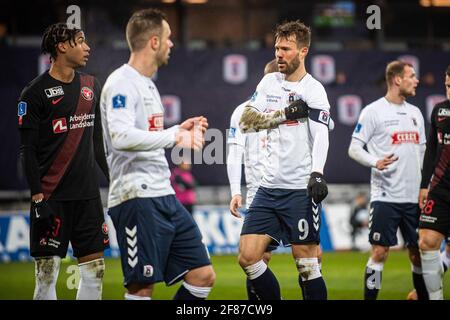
top-left (143, 265), bottom-right (154, 277)
top-left (81, 86), bottom-right (94, 101)
top-left (44, 86), bottom-right (64, 98)
top-left (102, 222), bottom-right (108, 235)
top-left (287, 92), bottom-right (302, 103)
top-left (52, 117), bottom-right (68, 134)
top-left (391, 131), bottom-right (419, 144)
top-left (148, 113), bottom-right (163, 131)
top-left (112, 94), bottom-right (126, 109)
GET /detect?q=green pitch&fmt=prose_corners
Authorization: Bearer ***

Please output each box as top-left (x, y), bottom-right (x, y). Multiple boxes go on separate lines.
top-left (0, 250), bottom-right (448, 300)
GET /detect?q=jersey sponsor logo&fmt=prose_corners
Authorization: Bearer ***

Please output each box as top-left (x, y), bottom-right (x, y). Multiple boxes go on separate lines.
top-left (266, 95), bottom-right (281, 103)
top-left (51, 96), bottom-right (64, 105)
top-left (438, 132), bottom-right (450, 145)
top-left (18, 101), bottom-right (27, 117)
top-left (148, 113), bottom-right (163, 131)
top-left (81, 86), bottom-right (94, 101)
top-left (44, 86), bottom-right (64, 98)
top-left (426, 95), bottom-right (446, 122)
top-left (311, 54), bottom-right (335, 85)
top-left (354, 123), bottom-right (362, 134)
top-left (223, 54), bottom-right (248, 84)
top-left (228, 127), bottom-right (236, 138)
top-left (112, 94), bottom-right (126, 109)
top-left (391, 131), bottom-right (419, 144)
top-left (52, 117), bottom-right (68, 134)
top-left (438, 108), bottom-right (450, 117)
top-left (337, 95), bottom-right (362, 125)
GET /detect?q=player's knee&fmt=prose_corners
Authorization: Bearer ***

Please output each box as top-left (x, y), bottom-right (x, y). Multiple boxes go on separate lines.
top-left (186, 266), bottom-right (216, 287)
top-left (262, 252), bottom-right (272, 265)
top-left (419, 236), bottom-right (441, 251)
top-left (238, 252), bottom-right (261, 268)
top-left (371, 246), bottom-right (388, 262)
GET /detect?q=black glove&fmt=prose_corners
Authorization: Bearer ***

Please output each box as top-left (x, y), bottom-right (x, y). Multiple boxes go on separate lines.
top-left (31, 200), bottom-right (55, 237)
top-left (284, 99), bottom-right (309, 121)
top-left (307, 172), bottom-right (328, 204)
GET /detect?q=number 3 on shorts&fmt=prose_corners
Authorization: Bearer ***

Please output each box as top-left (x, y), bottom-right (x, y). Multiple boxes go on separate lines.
top-left (298, 218), bottom-right (309, 240)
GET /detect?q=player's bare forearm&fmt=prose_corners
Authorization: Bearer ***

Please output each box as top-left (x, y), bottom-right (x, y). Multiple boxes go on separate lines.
top-left (239, 106), bottom-right (284, 133)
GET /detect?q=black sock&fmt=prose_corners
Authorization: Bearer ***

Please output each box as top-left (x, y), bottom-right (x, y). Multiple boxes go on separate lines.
top-left (246, 277), bottom-right (259, 300)
top-left (248, 267), bottom-right (281, 300)
top-left (364, 267), bottom-right (381, 300)
top-left (301, 276), bottom-right (327, 300)
top-left (173, 285), bottom-right (204, 300)
top-left (412, 272), bottom-right (429, 300)
top-left (298, 274), bottom-right (305, 299)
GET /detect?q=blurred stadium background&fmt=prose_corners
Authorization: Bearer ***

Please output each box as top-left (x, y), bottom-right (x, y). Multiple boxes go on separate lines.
top-left (0, 0), bottom-right (449, 299)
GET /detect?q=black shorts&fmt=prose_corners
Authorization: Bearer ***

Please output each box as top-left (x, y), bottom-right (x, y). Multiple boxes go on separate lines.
top-left (108, 196), bottom-right (211, 287)
top-left (419, 191), bottom-right (450, 237)
top-left (30, 197), bottom-right (109, 258)
top-left (369, 201), bottom-right (419, 248)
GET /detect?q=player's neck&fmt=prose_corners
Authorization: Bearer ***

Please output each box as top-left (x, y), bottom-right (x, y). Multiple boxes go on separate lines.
top-left (128, 53), bottom-right (158, 78)
top-left (49, 62), bottom-right (75, 83)
top-left (385, 90), bottom-right (405, 105)
top-left (284, 65), bottom-right (306, 82)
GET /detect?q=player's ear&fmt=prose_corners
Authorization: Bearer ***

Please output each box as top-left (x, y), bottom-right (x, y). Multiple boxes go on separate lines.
top-left (300, 46), bottom-right (309, 56)
top-left (149, 35), bottom-right (160, 50)
top-left (56, 41), bottom-right (68, 55)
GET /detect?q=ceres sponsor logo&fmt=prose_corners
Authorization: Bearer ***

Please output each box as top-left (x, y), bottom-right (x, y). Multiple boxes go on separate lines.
top-left (52, 118), bottom-right (68, 133)
top-left (148, 113), bottom-right (163, 131)
top-left (391, 131), bottom-right (419, 144)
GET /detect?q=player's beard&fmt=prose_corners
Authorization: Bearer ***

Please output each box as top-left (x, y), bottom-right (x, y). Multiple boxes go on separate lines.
top-left (279, 55), bottom-right (301, 75)
top-left (156, 47), bottom-right (170, 67)
top-left (399, 87), bottom-right (415, 99)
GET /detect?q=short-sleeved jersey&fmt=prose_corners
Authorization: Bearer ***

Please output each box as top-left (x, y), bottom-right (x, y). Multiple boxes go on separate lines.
top-left (248, 72), bottom-right (330, 189)
top-left (421, 100), bottom-right (450, 194)
top-left (228, 101), bottom-right (267, 207)
top-left (352, 97), bottom-right (426, 203)
top-left (18, 71), bottom-right (101, 200)
top-left (101, 64), bottom-right (177, 208)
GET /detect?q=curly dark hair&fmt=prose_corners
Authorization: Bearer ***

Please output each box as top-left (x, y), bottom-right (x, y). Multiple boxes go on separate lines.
top-left (41, 23), bottom-right (81, 60)
top-left (275, 20), bottom-right (311, 48)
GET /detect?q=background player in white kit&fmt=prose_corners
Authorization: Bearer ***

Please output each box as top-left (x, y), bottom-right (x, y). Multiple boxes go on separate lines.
top-left (238, 21), bottom-right (331, 300)
top-left (348, 60), bottom-right (428, 300)
top-left (101, 9), bottom-right (215, 300)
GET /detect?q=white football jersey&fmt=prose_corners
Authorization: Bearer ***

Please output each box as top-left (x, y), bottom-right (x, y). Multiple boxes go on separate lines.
top-left (101, 64), bottom-right (178, 208)
top-left (352, 97), bottom-right (426, 203)
top-left (228, 101), bottom-right (268, 207)
top-left (249, 72), bottom-right (331, 189)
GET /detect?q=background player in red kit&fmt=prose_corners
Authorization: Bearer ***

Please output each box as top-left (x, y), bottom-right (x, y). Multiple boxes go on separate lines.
top-left (18, 23), bottom-right (109, 300)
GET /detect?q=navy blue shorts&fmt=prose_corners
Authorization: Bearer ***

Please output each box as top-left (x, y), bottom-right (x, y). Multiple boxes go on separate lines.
top-left (369, 201), bottom-right (419, 248)
top-left (108, 196), bottom-right (211, 287)
top-left (241, 187), bottom-right (321, 246)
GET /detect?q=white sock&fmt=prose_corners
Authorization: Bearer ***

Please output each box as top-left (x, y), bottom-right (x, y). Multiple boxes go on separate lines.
top-left (33, 256), bottom-right (61, 300)
top-left (76, 258), bottom-right (105, 300)
top-left (182, 281), bottom-right (212, 299)
top-left (441, 249), bottom-right (450, 269)
top-left (244, 260), bottom-right (267, 280)
top-left (296, 258), bottom-right (322, 281)
top-left (420, 250), bottom-right (444, 300)
top-left (125, 293), bottom-right (151, 300)
top-left (367, 257), bottom-right (384, 271)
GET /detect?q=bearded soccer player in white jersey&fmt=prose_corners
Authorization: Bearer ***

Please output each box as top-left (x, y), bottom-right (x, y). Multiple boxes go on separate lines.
top-left (348, 60), bottom-right (428, 300)
top-left (238, 21), bottom-right (331, 300)
top-left (101, 9), bottom-right (215, 300)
